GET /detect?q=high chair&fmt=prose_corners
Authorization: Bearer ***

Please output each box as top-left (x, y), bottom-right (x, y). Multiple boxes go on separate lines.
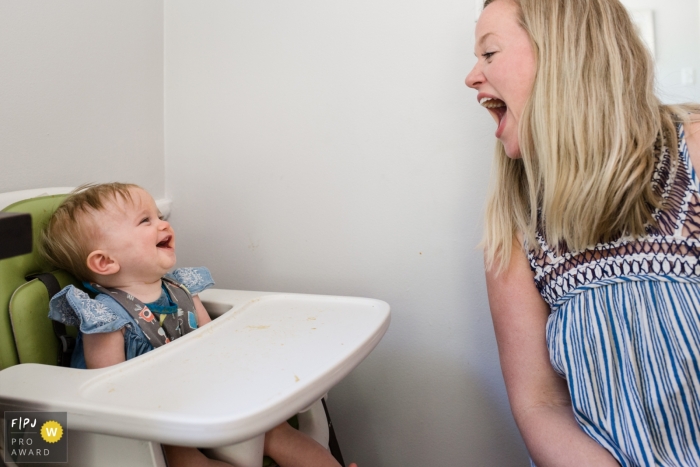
top-left (0, 188), bottom-right (390, 467)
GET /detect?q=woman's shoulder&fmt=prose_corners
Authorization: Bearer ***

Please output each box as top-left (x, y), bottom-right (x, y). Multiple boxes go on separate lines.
top-left (48, 285), bottom-right (132, 334)
top-left (166, 267), bottom-right (215, 294)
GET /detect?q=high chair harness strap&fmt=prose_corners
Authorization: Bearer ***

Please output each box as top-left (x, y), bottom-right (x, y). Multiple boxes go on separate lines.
top-left (27, 272), bottom-right (75, 367)
top-left (88, 277), bottom-right (198, 348)
top-left (322, 398), bottom-right (346, 466)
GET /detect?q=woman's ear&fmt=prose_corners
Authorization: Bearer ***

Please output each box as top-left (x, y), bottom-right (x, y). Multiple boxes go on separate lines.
top-left (86, 250), bottom-right (120, 276)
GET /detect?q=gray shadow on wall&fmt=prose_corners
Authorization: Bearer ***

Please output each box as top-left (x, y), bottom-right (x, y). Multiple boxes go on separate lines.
top-left (328, 348), bottom-right (530, 467)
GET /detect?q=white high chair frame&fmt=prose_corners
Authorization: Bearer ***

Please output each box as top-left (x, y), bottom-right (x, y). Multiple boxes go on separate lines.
top-left (0, 188), bottom-right (391, 467)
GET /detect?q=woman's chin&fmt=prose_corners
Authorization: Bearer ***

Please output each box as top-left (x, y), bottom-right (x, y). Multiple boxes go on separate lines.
top-left (497, 131), bottom-right (522, 159)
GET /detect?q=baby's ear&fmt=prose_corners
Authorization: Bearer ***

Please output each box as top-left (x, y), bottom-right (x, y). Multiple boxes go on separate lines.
top-left (86, 250), bottom-right (120, 276)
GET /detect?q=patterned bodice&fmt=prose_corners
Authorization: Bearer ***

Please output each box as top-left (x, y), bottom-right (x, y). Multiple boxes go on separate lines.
top-left (528, 125), bottom-right (700, 308)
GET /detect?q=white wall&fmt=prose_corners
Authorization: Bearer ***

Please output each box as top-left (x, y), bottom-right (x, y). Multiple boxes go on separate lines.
top-left (165, 1), bottom-right (528, 465)
top-left (0, 0), bottom-right (165, 197)
top-left (623, 0), bottom-right (700, 103)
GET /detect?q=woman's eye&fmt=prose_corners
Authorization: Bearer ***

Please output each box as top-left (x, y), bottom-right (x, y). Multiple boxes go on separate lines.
top-left (482, 52), bottom-right (495, 60)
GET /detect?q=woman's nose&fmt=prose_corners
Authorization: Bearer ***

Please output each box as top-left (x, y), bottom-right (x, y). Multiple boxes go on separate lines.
top-left (465, 62), bottom-right (483, 89)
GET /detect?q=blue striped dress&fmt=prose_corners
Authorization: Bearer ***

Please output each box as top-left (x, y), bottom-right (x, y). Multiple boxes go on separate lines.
top-left (527, 124), bottom-right (700, 466)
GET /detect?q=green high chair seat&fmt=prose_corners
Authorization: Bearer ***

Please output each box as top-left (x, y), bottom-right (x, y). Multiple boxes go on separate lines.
top-left (0, 193), bottom-right (79, 370)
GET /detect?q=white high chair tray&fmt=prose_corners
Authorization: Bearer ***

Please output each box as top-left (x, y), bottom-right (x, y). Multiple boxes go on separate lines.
top-left (0, 289), bottom-right (390, 447)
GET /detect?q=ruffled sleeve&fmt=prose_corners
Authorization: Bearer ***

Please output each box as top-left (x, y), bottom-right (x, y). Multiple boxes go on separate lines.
top-left (48, 285), bottom-right (131, 334)
top-left (167, 267), bottom-right (215, 295)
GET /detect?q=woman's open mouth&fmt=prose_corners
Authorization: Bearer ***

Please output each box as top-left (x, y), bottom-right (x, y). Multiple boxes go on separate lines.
top-left (479, 97), bottom-right (507, 137)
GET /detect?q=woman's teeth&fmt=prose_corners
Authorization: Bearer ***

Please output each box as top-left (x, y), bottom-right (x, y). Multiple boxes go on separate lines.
top-left (479, 97), bottom-right (506, 109)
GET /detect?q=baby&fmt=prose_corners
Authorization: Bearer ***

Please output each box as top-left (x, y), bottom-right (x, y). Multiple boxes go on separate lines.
top-left (42, 183), bottom-right (356, 467)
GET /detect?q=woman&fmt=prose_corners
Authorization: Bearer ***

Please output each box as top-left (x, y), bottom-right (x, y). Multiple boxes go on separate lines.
top-left (466, 0), bottom-right (700, 465)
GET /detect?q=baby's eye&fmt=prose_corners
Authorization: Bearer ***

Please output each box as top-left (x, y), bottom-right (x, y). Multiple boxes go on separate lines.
top-left (482, 52), bottom-right (495, 60)
top-left (140, 217), bottom-right (150, 224)
top-left (157, 213), bottom-right (164, 221)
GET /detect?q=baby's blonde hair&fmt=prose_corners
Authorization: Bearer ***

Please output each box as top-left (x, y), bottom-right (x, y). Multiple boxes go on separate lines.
top-left (481, 0), bottom-right (700, 273)
top-left (40, 182), bottom-right (139, 282)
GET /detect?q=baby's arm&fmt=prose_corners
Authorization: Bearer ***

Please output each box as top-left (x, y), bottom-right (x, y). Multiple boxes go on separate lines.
top-left (193, 295), bottom-right (212, 326)
top-left (82, 330), bottom-right (126, 369)
top-left (82, 295), bottom-right (210, 368)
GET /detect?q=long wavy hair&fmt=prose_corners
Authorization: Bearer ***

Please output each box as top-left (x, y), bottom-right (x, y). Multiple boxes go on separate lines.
top-left (482, 0), bottom-right (700, 273)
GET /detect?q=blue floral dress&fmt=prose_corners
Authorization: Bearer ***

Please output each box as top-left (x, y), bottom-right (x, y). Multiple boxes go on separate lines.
top-left (48, 267), bottom-right (214, 369)
top-left (527, 125), bottom-right (700, 466)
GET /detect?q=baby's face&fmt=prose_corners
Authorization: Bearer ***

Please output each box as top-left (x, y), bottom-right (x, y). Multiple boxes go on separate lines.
top-left (90, 188), bottom-right (176, 282)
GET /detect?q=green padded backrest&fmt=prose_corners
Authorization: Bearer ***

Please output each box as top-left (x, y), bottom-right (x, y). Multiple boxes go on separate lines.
top-left (10, 270), bottom-right (79, 365)
top-left (0, 194), bottom-right (80, 370)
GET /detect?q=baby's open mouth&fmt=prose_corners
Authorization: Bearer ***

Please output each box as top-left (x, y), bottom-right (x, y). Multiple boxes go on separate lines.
top-left (157, 235), bottom-right (173, 249)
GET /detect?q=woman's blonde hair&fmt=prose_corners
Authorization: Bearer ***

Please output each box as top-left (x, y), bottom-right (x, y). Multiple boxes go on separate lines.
top-left (40, 182), bottom-right (139, 282)
top-left (482, 0), bottom-right (700, 273)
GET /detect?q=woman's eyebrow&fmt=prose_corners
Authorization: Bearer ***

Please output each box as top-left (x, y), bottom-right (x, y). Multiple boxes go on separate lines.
top-left (478, 32), bottom-right (496, 47)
